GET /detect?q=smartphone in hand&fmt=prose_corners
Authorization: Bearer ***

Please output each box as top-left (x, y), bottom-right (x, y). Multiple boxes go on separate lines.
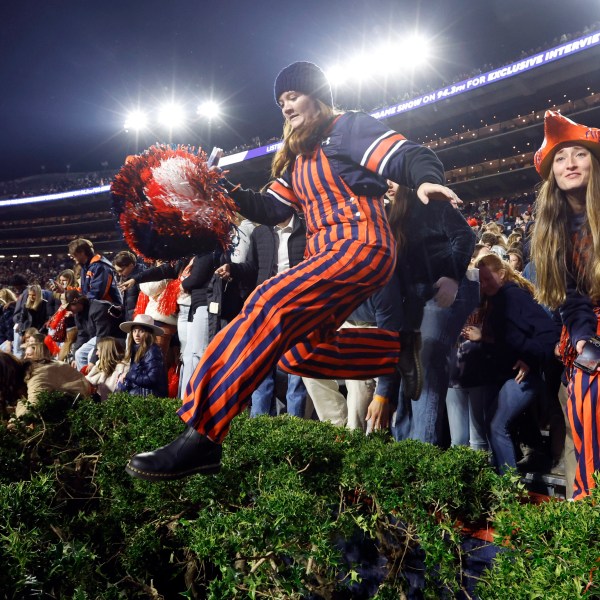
top-left (574, 339), bottom-right (600, 374)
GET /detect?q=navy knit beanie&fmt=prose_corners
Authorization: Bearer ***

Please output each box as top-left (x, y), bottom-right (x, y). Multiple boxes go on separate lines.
top-left (274, 61), bottom-right (333, 107)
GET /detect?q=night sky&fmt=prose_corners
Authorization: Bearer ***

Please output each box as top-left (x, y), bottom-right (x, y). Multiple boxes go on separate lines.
top-left (1, 0), bottom-right (599, 183)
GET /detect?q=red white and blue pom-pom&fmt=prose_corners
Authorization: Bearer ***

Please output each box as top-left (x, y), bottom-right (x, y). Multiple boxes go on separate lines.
top-left (111, 145), bottom-right (238, 261)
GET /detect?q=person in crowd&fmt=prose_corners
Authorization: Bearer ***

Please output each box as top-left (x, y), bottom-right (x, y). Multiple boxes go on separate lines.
top-left (112, 251), bottom-right (146, 321)
top-left (67, 238), bottom-right (122, 305)
top-left (20, 327), bottom-right (42, 346)
top-left (530, 110), bottom-right (600, 500)
top-left (13, 355), bottom-right (92, 419)
top-left (388, 182), bottom-right (478, 445)
top-left (125, 60), bottom-right (458, 481)
top-left (117, 314), bottom-right (167, 398)
top-left (444, 244), bottom-right (492, 452)
top-left (480, 231), bottom-right (508, 260)
top-left (0, 288), bottom-right (17, 353)
top-left (507, 248), bottom-right (524, 273)
top-left (216, 213), bottom-right (308, 418)
top-left (138, 268), bottom-right (179, 366)
top-left (85, 337), bottom-right (128, 401)
top-left (446, 308), bottom-right (490, 452)
top-left (22, 340), bottom-right (52, 361)
top-left (463, 253), bottom-right (559, 474)
top-left (45, 284), bottom-right (77, 360)
top-left (19, 284), bottom-right (50, 332)
top-left (119, 257), bottom-right (196, 396)
top-left (506, 231), bottom-right (523, 248)
top-left (10, 273), bottom-right (31, 359)
top-left (179, 250), bottom-right (226, 397)
top-left (0, 351), bottom-right (26, 418)
top-left (43, 268), bottom-right (77, 319)
top-left (65, 290), bottom-right (124, 371)
top-left (520, 211), bottom-right (535, 263)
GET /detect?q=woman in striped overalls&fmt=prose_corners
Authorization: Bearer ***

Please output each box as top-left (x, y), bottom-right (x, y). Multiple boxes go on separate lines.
top-left (531, 110), bottom-right (600, 500)
top-left (126, 61), bottom-right (459, 481)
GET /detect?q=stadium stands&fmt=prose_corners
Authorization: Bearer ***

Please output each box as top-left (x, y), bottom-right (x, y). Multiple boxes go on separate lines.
top-left (0, 26), bottom-right (599, 261)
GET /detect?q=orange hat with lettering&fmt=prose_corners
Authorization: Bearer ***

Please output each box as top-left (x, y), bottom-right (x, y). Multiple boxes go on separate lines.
top-left (534, 110), bottom-right (600, 178)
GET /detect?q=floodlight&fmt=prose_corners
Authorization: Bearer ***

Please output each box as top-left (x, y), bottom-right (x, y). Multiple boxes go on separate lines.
top-left (124, 110), bottom-right (148, 131)
top-left (405, 35), bottom-right (430, 65)
top-left (347, 55), bottom-right (373, 82)
top-left (157, 103), bottom-right (186, 129)
top-left (197, 100), bottom-right (221, 120)
top-left (325, 65), bottom-right (348, 87)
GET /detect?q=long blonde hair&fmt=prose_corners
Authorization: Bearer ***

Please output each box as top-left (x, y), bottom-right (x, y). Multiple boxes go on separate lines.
top-left (0, 288), bottom-right (17, 306)
top-left (25, 285), bottom-right (43, 310)
top-left (530, 154), bottom-right (600, 308)
top-left (96, 337), bottom-right (125, 374)
top-left (271, 100), bottom-right (339, 179)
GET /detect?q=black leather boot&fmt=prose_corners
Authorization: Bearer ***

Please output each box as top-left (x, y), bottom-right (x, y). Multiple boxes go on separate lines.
top-left (125, 426), bottom-right (222, 481)
top-left (398, 331), bottom-right (423, 401)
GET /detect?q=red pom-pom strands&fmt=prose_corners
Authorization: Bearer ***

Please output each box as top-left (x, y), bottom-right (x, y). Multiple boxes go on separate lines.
top-left (111, 145), bottom-right (238, 261)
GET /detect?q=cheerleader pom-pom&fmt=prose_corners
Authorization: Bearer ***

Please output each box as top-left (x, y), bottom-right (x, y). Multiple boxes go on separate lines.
top-left (111, 145), bottom-right (239, 261)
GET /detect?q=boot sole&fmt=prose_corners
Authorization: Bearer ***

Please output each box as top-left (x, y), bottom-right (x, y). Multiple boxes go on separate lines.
top-left (125, 462), bottom-right (221, 481)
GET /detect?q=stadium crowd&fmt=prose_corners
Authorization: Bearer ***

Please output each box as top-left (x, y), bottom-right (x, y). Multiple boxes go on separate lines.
top-left (2, 27), bottom-right (600, 500)
top-left (0, 187), bottom-right (578, 498)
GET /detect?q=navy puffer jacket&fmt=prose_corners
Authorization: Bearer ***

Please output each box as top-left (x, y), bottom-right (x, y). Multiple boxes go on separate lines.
top-left (118, 344), bottom-right (167, 397)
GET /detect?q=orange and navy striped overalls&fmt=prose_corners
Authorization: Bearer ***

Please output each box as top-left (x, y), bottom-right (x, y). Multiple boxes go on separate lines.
top-left (179, 111), bottom-right (444, 442)
top-left (561, 225), bottom-right (600, 499)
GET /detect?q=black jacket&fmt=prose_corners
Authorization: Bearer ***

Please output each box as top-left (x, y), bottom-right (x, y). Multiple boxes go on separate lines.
top-left (132, 260), bottom-right (186, 285)
top-left (181, 251), bottom-right (222, 319)
top-left (229, 216), bottom-right (307, 290)
top-left (12, 291), bottom-right (27, 332)
top-left (484, 282), bottom-right (560, 382)
top-left (20, 300), bottom-right (50, 332)
top-left (0, 302), bottom-right (15, 344)
top-left (73, 299), bottom-right (124, 351)
top-left (120, 263), bottom-right (147, 321)
top-left (118, 344), bottom-right (167, 397)
top-left (399, 200), bottom-right (476, 289)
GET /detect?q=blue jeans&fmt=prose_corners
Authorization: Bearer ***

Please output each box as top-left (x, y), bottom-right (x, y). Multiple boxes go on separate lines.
top-left (446, 385), bottom-right (491, 450)
top-left (12, 331), bottom-right (23, 358)
top-left (392, 276), bottom-right (480, 444)
top-left (251, 368), bottom-right (307, 418)
top-left (75, 336), bottom-right (97, 371)
top-left (181, 306), bottom-right (209, 398)
top-left (487, 373), bottom-right (542, 473)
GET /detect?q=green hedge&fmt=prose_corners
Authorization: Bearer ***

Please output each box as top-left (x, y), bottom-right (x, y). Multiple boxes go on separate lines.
top-left (0, 392), bottom-right (598, 599)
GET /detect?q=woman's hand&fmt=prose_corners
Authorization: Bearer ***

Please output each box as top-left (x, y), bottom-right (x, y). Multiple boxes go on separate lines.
top-left (433, 277), bottom-right (459, 308)
top-left (462, 325), bottom-right (482, 341)
top-left (215, 264), bottom-right (232, 281)
top-left (416, 182), bottom-right (462, 207)
top-left (513, 359), bottom-right (530, 384)
top-left (365, 395), bottom-right (390, 431)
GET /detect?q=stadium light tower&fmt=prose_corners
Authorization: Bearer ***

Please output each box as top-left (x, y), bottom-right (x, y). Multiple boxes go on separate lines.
top-left (325, 65), bottom-right (348, 87)
top-left (124, 110), bottom-right (148, 132)
top-left (157, 102), bottom-right (186, 129)
top-left (404, 34), bottom-right (430, 66)
top-left (196, 100), bottom-right (221, 121)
